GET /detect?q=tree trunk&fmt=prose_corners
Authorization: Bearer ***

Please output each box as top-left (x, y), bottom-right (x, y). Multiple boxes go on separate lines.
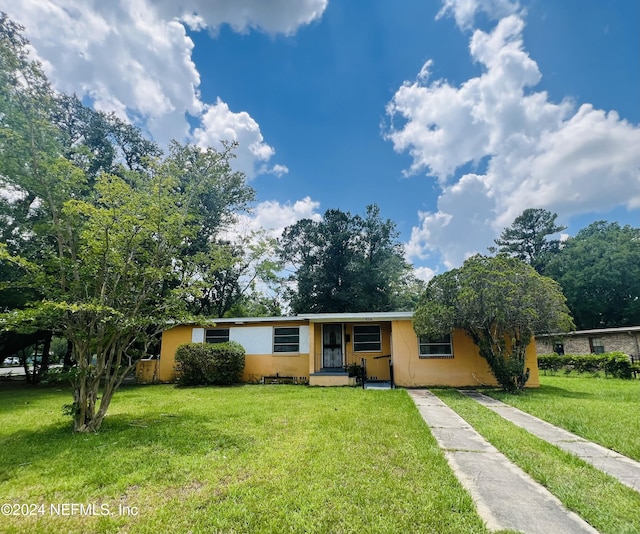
top-left (71, 346), bottom-right (134, 433)
top-left (63, 339), bottom-right (73, 371)
top-left (472, 329), bottom-right (531, 392)
top-left (34, 332), bottom-right (52, 385)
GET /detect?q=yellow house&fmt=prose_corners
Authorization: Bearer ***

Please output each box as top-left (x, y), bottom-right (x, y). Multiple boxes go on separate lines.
top-left (140, 312), bottom-right (540, 388)
top-left (137, 312), bottom-right (540, 387)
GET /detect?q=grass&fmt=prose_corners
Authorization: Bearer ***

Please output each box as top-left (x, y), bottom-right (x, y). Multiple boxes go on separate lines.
top-left (0, 383), bottom-right (490, 534)
top-left (432, 383), bottom-right (640, 534)
top-left (486, 374), bottom-right (640, 460)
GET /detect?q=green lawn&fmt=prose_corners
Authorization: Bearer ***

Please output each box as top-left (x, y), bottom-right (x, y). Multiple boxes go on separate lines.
top-left (432, 376), bottom-right (640, 534)
top-left (0, 384), bottom-right (489, 534)
top-left (486, 375), bottom-right (640, 460)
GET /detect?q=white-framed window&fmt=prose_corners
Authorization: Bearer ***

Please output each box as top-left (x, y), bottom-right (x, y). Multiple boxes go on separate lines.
top-left (353, 325), bottom-right (381, 352)
top-left (273, 327), bottom-right (300, 353)
top-left (205, 328), bottom-right (230, 344)
top-left (419, 334), bottom-right (453, 359)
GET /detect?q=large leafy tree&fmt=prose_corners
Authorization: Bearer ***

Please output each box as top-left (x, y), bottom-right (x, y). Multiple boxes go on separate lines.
top-left (545, 221), bottom-right (640, 330)
top-left (279, 205), bottom-right (419, 313)
top-left (184, 232), bottom-right (282, 318)
top-left (492, 208), bottom-right (566, 273)
top-left (0, 14), bottom-right (67, 380)
top-left (0, 15), bottom-right (257, 431)
top-left (51, 93), bottom-right (162, 179)
top-left (2, 160), bottom-right (220, 431)
top-left (414, 255), bottom-right (573, 391)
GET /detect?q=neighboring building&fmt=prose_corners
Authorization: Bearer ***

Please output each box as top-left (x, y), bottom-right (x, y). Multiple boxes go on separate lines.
top-left (536, 326), bottom-right (640, 357)
top-left (138, 312), bottom-right (540, 388)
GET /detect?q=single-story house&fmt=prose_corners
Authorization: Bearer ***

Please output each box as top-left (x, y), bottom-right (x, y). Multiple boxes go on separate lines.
top-left (138, 312), bottom-right (540, 388)
top-left (536, 325), bottom-right (640, 357)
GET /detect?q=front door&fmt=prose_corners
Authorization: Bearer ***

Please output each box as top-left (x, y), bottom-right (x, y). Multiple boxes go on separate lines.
top-left (323, 324), bottom-right (343, 369)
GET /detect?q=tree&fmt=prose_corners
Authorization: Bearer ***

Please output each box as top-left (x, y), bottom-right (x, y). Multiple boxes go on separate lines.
top-left (184, 232), bottom-right (283, 318)
top-left (492, 209), bottom-right (566, 273)
top-left (414, 255), bottom-right (574, 392)
top-left (0, 15), bottom-right (257, 430)
top-left (51, 93), bottom-right (162, 179)
top-left (279, 205), bottom-right (417, 314)
top-left (545, 221), bottom-right (640, 330)
top-left (0, 14), bottom-right (67, 380)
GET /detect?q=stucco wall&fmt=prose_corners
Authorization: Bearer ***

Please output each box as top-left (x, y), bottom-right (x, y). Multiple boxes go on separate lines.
top-left (159, 322), bottom-right (310, 383)
top-left (310, 322), bottom-right (392, 380)
top-left (391, 321), bottom-right (540, 388)
top-left (158, 325), bottom-right (192, 381)
top-left (159, 319), bottom-right (541, 388)
top-left (346, 322), bottom-right (392, 380)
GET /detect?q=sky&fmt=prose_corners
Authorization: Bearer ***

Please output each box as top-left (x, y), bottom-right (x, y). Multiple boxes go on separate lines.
top-left (1, 0), bottom-right (639, 281)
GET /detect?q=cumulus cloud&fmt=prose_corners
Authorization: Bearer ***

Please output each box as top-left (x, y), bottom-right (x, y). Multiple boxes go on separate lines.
top-left (159, 0), bottom-right (328, 35)
top-left (413, 266), bottom-right (437, 283)
top-left (0, 0), bottom-right (326, 177)
top-left (222, 196), bottom-right (323, 242)
top-left (437, 0), bottom-right (521, 30)
top-left (387, 6), bottom-right (640, 268)
top-left (192, 98), bottom-right (286, 180)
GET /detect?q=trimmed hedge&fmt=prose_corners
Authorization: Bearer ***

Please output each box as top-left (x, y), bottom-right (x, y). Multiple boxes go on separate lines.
top-left (537, 352), bottom-right (633, 379)
top-left (175, 341), bottom-right (245, 386)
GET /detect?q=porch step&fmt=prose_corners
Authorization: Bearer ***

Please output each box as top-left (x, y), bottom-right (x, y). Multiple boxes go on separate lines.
top-left (309, 372), bottom-right (355, 387)
top-left (364, 381), bottom-right (392, 390)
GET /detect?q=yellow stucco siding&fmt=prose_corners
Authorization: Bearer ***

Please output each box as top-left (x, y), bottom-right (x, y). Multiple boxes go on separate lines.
top-left (159, 322), bottom-right (311, 383)
top-left (243, 354), bottom-right (309, 383)
top-left (158, 325), bottom-right (193, 381)
top-left (391, 320), bottom-right (540, 388)
top-left (309, 323), bottom-right (392, 379)
top-left (345, 323), bottom-right (392, 380)
top-left (157, 317), bottom-right (540, 387)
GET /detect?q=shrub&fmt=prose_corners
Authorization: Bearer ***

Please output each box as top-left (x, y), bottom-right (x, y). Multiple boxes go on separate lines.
top-left (538, 352), bottom-right (633, 379)
top-left (603, 352), bottom-right (633, 379)
top-left (41, 367), bottom-right (79, 384)
top-left (175, 342), bottom-right (245, 386)
top-left (344, 362), bottom-right (363, 378)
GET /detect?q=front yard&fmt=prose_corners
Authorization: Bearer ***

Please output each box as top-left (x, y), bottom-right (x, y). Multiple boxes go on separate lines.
top-left (1, 376), bottom-right (638, 533)
top-left (0, 384), bottom-right (488, 534)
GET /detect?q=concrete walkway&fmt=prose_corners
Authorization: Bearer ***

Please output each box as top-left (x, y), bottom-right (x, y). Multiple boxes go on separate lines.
top-left (408, 389), bottom-right (599, 533)
top-left (460, 389), bottom-right (640, 493)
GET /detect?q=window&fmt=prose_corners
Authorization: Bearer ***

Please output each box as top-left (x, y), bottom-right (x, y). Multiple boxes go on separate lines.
top-left (353, 325), bottom-right (381, 352)
top-left (589, 337), bottom-right (605, 354)
top-left (419, 334), bottom-right (453, 359)
top-left (273, 327), bottom-right (300, 353)
top-left (205, 328), bottom-right (229, 344)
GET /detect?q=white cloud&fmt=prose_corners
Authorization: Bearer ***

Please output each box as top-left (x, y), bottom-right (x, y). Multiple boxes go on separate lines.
top-left (413, 266), bottom-right (437, 283)
top-left (160, 0), bottom-right (328, 35)
top-left (264, 164), bottom-right (290, 178)
top-left (388, 7), bottom-right (640, 268)
top-left (437, 0), bottom-right (521, 30)
top-left (0, 0), bottom-right (326, 176)
top-left (222, 196), bottom-right (322, 242)
top-left (192, 99), bottom-right (283, 180)
top-left (406, 175), bottom-right (497, 269)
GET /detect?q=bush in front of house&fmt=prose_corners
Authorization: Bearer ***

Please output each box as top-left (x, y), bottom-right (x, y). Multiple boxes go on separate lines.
top-left (538, 352), bottom-right (633, 379)
top-left (175, 342), bottom-right (245, 386)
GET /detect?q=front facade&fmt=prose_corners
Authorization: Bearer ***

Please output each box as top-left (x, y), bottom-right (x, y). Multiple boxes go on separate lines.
top-left (536, 326), bottom-right (640, 357)
top-left (143, 312), bottom-right (540, 388)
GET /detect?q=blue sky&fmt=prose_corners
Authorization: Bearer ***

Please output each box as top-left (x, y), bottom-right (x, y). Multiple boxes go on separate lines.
top-left (2, 0), bottom-right (639, 280)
